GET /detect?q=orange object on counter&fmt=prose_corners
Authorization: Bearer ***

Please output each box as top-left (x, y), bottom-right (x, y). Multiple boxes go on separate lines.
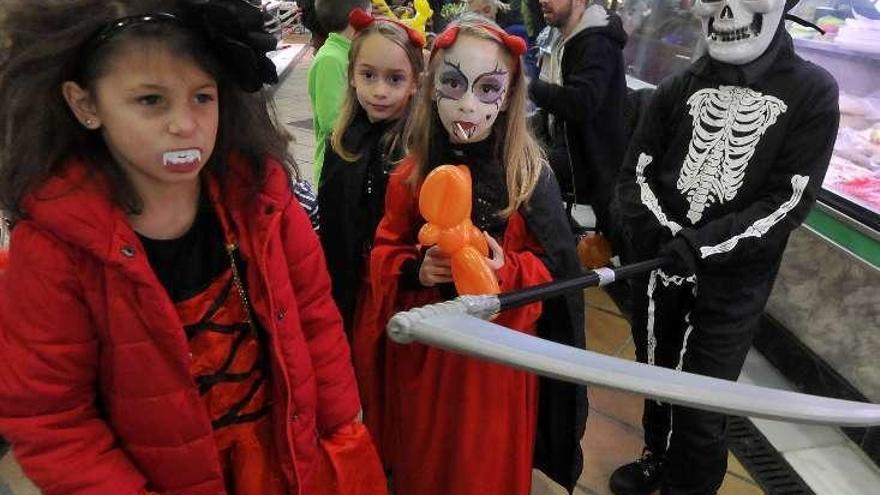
top-left (417, 165), bottom-right (499, 295)
top-left (577, 233), bottom-right (612, 269)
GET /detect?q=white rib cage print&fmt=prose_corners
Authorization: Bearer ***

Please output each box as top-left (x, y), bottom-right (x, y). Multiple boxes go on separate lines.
top-left (678, 86), bottom-right (787, 224)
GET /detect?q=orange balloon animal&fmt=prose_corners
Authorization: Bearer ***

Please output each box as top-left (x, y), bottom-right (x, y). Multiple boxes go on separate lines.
top-left (418, 165), bottom-right (500, 295)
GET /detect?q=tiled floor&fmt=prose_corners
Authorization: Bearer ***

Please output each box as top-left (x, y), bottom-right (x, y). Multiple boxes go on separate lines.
top-left (0, 454), bottom-right (36, 495)
top-left (540, 288), bottom-right (766, 495)
top-left (738, 351), bottom-right (880, 495)
top-left (273, 48), bottom-right (319, 185)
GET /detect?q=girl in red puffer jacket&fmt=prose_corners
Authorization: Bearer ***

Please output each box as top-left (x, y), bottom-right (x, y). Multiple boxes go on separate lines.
top-left (0, 1), bottom-right (386, 494)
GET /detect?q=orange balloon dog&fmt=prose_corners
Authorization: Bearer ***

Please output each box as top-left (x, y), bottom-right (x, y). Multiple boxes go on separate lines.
top-left (418, 165), bottom-right (500, 295)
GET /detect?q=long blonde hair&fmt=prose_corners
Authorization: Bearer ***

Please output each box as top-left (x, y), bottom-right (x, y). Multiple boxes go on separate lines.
top-left (403, 14), bottom-right (546, 217)
top-left (330, 21), bottom-right (424, 163)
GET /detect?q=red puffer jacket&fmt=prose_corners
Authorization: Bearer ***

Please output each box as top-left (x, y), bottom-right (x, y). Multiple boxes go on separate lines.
top-left (0, 155), bottom-right (361, 495)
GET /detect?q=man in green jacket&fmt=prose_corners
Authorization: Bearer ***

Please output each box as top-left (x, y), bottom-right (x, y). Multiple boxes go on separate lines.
top-left (309, 0), bottom-right (370, 182)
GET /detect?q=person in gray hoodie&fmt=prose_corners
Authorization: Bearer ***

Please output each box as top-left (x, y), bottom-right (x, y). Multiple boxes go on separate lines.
top-left (529, 0), bottom-right (627, 245)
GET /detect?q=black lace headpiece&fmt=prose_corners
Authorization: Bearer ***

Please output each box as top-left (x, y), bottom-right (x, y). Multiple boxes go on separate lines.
top-left (82, 0), bottom-right (278, 92)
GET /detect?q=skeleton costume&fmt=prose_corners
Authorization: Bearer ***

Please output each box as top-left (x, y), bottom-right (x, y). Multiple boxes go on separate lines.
top-left (615, 0), bottom-right (838, 493)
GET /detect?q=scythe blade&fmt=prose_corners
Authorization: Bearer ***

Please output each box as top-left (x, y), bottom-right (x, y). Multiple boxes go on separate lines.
top-left (387, 300), bottom-right (880, 427)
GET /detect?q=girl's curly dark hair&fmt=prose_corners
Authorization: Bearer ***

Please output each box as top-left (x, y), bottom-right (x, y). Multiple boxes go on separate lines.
top-left (0, 0), bottom-right (297, 222)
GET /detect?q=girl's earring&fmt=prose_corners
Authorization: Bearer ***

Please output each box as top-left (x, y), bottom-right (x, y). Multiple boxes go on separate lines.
top-left (84, 118), bottom-right (98, 129)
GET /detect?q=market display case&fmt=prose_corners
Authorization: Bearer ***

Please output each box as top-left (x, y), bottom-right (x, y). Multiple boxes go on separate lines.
top-left (618, 0), bottom-right (880, 463)
top-left (788, 0), bottom-right (880, 234)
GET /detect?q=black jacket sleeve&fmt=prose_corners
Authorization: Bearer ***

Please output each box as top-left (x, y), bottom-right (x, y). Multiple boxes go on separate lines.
top-left (528, 35), bottom-right (620, 125)
top-left (677, 74), bottom-right (839, 268)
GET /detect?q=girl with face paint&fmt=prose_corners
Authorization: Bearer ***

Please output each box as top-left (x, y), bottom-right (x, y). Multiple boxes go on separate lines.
top-left (319, 9), bottom-right (424, 335)
top-left (354, 13), bottom-right (588, 495)
top-left (0, 1), bottom-right (386, 494)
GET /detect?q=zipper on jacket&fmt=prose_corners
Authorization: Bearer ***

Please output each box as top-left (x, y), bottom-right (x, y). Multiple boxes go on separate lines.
top-left (254, 204), bottom-right (301, 488)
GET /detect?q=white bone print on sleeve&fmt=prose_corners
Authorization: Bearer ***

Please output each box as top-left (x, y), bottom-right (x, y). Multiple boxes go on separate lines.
top-left (699, 174), bottom-right (808, 258)
top-left (637, 153), bottom-right (683, 236)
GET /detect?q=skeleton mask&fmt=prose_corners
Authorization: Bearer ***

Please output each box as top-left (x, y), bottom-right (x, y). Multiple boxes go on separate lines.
top-left (691, 0), bottom-right (785, 65)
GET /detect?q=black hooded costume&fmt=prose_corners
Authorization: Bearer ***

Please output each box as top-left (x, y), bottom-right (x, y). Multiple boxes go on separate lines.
top-left (615, 12), bottom-right (839, 495)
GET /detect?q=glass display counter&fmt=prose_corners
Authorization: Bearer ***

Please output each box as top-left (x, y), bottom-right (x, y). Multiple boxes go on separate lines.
top-left (786, 1), bottom-right (880, 233)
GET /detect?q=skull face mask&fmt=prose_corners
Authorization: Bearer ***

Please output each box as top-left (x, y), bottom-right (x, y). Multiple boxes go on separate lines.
top-left (692, 0), bottom-right (786, 65)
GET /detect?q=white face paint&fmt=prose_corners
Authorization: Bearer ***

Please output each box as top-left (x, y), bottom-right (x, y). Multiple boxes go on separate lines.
top-left (433, 35), bottom-right (512, 144)
top-left (691, 0), bottom-right (785, 65)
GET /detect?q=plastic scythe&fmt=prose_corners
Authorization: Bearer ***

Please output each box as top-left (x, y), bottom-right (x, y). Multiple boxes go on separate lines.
top-left (387, 259), bottom-right (880, 426)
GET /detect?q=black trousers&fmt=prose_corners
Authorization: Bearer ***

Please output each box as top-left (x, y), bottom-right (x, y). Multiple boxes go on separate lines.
top-left (629, 267), bottom-right (775, 495)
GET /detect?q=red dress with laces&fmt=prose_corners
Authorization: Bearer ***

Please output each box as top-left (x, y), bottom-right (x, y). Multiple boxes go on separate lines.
top-left (354, 159), bottom-right (553, 495)
top-left (139, 197), bottom-right (287, 495)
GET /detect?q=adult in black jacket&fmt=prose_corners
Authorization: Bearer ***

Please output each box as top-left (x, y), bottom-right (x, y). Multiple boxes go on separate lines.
top-left (529, 0), bottom-right (627, 241)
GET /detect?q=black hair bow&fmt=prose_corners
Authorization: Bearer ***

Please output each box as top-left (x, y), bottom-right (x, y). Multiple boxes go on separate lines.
top-left (181, 0), bottom-right (279, 92)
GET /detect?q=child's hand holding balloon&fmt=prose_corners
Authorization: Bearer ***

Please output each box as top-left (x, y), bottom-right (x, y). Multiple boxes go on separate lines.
top-left (418, 245), bottom-right (453, 287)
top-left (417, 165), bottom-right (500, 295)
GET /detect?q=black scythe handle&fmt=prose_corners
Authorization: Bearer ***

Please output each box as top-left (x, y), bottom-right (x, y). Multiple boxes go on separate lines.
top-left (497, 257), bottom-right (669, 311)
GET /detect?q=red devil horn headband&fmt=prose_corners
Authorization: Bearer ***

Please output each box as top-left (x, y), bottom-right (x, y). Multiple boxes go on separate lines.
top-left (430, 24), bottom-right (527, 71)
top-left (348, 8), bottom-right (426, 48)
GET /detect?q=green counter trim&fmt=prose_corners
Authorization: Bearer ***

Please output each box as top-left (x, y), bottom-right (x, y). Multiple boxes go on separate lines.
top-left (804, 208), bottom-right (880, 269)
